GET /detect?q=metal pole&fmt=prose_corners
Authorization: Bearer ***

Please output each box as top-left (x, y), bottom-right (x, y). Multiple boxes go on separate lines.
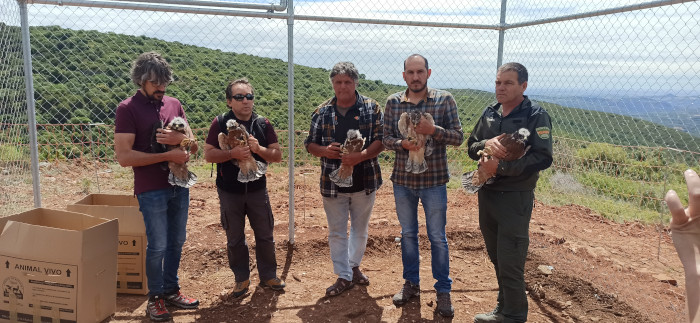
top-left (286, 0), bottom-right (295, 245)
top-left (27, 0), bottom-right (499, 30)
top-left (496, 0), bottom-right (507, 69)
top-left (19, 0), bottom-right (41, 207)
top-left (118, 0), bottom-right (287, 12)
top-left (28, 0), bottom-right (688, 30)
top-left (505, 0), bottom-right (692, 29)
top-left (89, 123), bottom-right (105, 193)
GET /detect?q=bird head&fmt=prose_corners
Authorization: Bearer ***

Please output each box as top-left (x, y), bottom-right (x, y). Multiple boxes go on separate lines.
top-left (226, 119), bottom-right (239, 132)
top-left (168, 117), bottom-right (187, 133)
top-left (409, 109), bottom-right (422, 125)
top-left (346, 129), bottom-right (361, 140)
top-left (514, 128), bottom-right (530, 143)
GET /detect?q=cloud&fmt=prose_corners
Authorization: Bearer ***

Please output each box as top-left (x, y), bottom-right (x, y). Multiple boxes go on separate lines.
top-left (5, 0), bottom-right (699, 95)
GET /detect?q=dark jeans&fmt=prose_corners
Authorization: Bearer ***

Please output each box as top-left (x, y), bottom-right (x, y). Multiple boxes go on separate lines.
top-left (217, 187), bottom-right (278, 282)
top-left (478, 189), bottom-right (534, 323)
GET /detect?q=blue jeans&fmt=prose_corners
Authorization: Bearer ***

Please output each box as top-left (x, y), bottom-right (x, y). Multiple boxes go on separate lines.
top-left (137, 186), bottom-right (190, 296)
top-left (322, 191), bottom-right (376, 281)
top-left (393, 183), bottom-right (452, 293)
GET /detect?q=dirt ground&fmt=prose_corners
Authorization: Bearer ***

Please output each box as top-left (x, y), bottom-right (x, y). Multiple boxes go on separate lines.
top-left (20, 161), bottom-right (689, 322)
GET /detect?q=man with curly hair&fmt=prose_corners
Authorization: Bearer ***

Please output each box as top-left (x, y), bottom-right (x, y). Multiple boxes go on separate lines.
top-left (114, 51), bottom-right (199, 322)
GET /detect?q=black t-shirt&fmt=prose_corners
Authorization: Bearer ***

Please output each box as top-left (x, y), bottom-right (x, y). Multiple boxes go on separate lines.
top-left (334, 105), bottom-right (365, 193)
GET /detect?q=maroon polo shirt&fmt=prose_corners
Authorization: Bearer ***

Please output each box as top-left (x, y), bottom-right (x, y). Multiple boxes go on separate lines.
top-left (115, 90), bottom-right (187, 195)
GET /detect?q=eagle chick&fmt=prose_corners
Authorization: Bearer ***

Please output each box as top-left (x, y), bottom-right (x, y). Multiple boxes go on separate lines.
top-left (165, 117), bottom-right (197, 188)
top-left (217, 119), bottom-right (266, 183)
top-left (329, 129), bottom-right (365, 187)
top-left (462, 128), bottom-right (530, 193)
top-left (398, 109), bottom-right (435, 174)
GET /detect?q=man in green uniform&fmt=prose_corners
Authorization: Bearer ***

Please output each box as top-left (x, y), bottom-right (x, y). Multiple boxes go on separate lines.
top-left (467, 62), bottom-right (553, 323)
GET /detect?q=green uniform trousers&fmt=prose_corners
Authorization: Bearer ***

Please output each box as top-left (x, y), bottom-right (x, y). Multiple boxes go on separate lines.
top-left (478, 189), bottom-right (534, 323)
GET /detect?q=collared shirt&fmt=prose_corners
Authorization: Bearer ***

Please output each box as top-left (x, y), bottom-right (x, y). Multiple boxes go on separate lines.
top-left (383, 87), bottom-right (464, 189)
top-left (466, 96), bottom-right (553, 191)
top-left (114, 90), bottom-right (187, 195)
top-left (304, 91), bottom-right (383, 197)
top-left (205, 111), bottom-right (279, 194)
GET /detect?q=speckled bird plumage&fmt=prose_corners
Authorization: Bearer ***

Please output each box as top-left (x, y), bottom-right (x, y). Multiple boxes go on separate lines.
top-left (217, 119), bottom-right (265, 183)
top-left (165, 117), bottom-right (197, 188)
top-left (462, 128), bottom-right (530, 193)
top-left (329, 129), bottom-right (365, 187)
top-left (398, 109), bottom-right (434, 174)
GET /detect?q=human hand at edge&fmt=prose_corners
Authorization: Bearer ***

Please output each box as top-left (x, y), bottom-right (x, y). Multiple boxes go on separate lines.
top-left (666, 169), bottom-right (700, 323)
top-left (484, 133), bottom-right (507, 159)
top-left (665, 169), bottom-right (700, 226)
top-left (325, 142), bottom-right (342, 159)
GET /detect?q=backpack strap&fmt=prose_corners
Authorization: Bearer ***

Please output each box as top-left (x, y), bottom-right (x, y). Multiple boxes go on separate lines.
top-left (212, 112), bottom-right (231, 177)
top-left (217, 112), bottom-right (229, 135)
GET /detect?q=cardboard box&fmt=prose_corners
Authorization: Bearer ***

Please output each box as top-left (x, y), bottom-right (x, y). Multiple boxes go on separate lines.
top-left (67, 194), bottom-right (148, 295)
top-left (0, 208), bottom-right (118, 323)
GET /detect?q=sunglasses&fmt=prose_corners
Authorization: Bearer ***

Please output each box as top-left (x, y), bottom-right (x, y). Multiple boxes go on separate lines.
top-left (231, 93), bottom-right (255, 101)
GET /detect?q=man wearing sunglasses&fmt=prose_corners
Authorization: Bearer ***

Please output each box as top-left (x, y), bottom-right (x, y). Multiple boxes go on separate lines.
top-left (304, 62), bottom-right (384, 297)
top-left (204, 78), bottom-right (285, 298)
top-left (114, 51), bottom-right (199, 322)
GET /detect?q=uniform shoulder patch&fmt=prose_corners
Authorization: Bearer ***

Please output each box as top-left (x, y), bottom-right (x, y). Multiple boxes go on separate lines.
top-left (536, 127), bottom-right (550, 139)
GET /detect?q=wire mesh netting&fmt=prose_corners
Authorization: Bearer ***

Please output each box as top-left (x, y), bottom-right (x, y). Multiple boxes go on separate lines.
top-left (0, 0), bottom-right (31, 214)
top-left (1, 0), bottom-right (699, 321)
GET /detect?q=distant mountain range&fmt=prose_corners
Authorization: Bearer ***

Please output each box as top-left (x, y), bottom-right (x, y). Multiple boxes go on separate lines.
top-left (531, 94), bottom-right (700, 137)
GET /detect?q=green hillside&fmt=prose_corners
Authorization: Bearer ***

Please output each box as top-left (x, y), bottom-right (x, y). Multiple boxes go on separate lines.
top-left (0, 23), bottom-right (698, 152)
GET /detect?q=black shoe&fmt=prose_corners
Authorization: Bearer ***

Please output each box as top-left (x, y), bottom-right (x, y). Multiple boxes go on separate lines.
top-left (392, 280), bottom-right (420, 306)
top-left (436, 292), bottom-right (454, 317)
top-left (146, 295), bottom-right (172, 322)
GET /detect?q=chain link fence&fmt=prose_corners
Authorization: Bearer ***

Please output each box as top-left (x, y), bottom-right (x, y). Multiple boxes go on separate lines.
top-left (0, 0), bottom-right (31, 214)
top-left (1, 0), bottom-right (699, 321)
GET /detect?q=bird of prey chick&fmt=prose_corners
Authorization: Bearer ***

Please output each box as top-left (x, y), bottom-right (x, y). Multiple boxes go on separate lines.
top-left (398, 109), bottom-right (434, 174)
top-left (217, 119), bottom-right (266, 183)
top-left (329, 129), bottom-right (365, 187)
top-left (164, 117), bottom-right (197, 188)
top-left (462, 128), bottom-right (530, 193)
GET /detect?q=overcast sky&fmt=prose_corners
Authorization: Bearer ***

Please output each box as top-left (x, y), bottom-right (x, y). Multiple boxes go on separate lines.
top-left (3, 0), bottom-right (699, 96)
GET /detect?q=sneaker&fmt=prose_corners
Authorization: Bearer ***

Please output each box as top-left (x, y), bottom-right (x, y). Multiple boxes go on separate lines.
top-left (436, 292), bottom-right (454, 317)
top-left (392, 280), bottom-right (420, 306)
top-left (474, 307), bottom-right (505, 322)
top-left (259, 277), bottom-right (286, 290)
top-left (232, 279), bottom-right (250, 298)
top-left (164, 291), bottom-right (199, 309)
top-left (352, 266), bottom-right (370, 285)
top-left (146, 295), bottom-right (171, 322)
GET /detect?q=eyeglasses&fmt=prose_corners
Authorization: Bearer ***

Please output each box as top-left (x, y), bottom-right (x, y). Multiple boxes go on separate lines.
top-left (147, 79), bottom-right (171, 87)
top-left (231, 94), bottom-right (255, 101)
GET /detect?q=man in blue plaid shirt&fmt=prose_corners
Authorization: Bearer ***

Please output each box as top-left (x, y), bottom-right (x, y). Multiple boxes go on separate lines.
top-left (304, 62), bottom-right (384, 297)
top-left (383, 54), bottom-right (464, 318)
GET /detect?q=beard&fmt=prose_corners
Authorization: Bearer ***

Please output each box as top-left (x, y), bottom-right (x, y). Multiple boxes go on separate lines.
top-left (408, 81), bottom-right (427, 93)
top-left (146, 90), bottom-right (165, 101)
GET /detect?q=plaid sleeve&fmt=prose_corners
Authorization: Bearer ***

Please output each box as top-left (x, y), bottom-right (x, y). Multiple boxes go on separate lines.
top-left (432, 93), bottom-right (464, 147)
top-left (382, 95), bottom-right (403, 150)
top-left (304, 108), bottom-right (323, 148)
